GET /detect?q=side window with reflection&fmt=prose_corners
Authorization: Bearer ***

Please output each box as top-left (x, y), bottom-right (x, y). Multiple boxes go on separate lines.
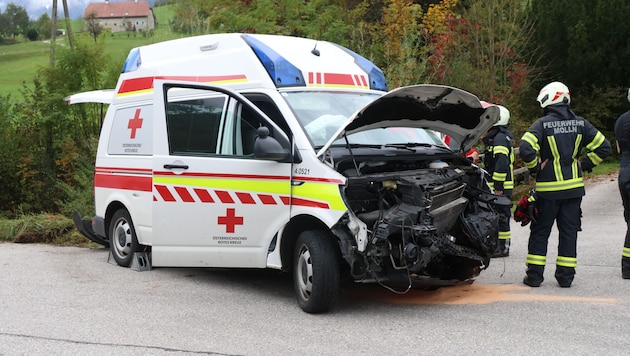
top-left (166, 96), bottom-right (225, 156)
top-left (219, 104), bottom-right (266, 157)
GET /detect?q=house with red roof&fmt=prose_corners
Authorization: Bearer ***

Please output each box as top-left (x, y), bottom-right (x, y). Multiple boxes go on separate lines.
top-left (84, 0), bottom-right (156, 33)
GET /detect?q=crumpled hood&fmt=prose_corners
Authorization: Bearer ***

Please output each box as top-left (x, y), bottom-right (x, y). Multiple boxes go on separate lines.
top-left (317, 84), bottom-right (500, 156)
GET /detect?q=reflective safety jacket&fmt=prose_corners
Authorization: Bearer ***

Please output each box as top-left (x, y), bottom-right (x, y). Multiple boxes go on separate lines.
top-left (520, 104), bottom-right (611, 199)
top-left (483, 126), bottom-right (514, 196)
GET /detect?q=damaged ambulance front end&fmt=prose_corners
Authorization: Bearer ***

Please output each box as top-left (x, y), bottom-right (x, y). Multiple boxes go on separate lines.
top-left (314, 84), bottom-right (512, 289)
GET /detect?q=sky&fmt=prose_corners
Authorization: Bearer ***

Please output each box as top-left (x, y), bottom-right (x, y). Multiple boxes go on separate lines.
top-left (1, 0), bottom-right (155, 20)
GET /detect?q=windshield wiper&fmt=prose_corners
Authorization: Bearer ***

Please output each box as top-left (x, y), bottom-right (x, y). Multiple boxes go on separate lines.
top-left (382, 142), bottom-right (438, 151)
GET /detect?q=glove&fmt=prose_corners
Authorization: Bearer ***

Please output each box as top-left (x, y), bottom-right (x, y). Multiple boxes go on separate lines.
top-left (528, 163), bottom-right (540, 179)
top-left (526, 202), bottom-right (538, 224)
top-left (514, 195), bottom-right (530, 226)
top-left (580, 159), bottom-right (594, 173)
top-left (514, 190), bottom-right (538, 226)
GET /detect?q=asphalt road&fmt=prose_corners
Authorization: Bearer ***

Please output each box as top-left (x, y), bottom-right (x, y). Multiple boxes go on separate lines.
top-left (2, 176), bottom-right (630, 355)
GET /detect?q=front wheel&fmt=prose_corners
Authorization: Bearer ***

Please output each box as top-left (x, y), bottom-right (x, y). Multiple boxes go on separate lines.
top-left (109, 209), bottom-right (140, 267)
top-left (293, 230), bottom-right (340, 313)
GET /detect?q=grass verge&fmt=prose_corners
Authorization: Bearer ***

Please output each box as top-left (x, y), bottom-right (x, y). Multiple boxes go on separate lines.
top-left (0, 213), bottom-right (96, 246)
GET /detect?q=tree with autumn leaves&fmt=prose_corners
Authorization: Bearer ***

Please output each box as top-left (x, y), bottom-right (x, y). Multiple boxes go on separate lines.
top-left (1, 0), bottom-right (628, 217)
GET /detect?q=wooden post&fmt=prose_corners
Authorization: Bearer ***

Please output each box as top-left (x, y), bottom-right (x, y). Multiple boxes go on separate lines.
top-left (61, 0), bottom-right (74, 49)
top-left (50, 0), bottom-right (57, 65)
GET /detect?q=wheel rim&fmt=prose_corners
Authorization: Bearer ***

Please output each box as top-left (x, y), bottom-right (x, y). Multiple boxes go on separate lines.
top-left (296, 245), bottom-right (313, 301)
top-left (113, 218), bottom-right (132, 258)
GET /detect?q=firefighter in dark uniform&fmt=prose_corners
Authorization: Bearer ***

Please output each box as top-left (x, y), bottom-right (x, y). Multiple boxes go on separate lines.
top-left (483, 105), bottom-right (514, 257)
top-left (614, 88), bottom-right (630, 279)
top-left (520, 81), bottom-right (611, 287)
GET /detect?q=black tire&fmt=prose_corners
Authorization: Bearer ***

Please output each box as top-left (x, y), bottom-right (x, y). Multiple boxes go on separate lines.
top-left (293, 230), bottom-right (340, 313)
top-left (109, 209), bottom-right (140, 267)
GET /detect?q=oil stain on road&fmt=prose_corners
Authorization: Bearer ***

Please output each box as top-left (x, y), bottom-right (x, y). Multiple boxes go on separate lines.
top-left (343, 283), bottom-right (620, 305)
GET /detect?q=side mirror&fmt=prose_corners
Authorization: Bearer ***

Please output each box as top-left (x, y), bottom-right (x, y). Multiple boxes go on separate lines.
top-left (254, 126), bottom-right (290, 161)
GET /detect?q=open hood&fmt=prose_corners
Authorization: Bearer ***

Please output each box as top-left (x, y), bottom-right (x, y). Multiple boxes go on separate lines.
top-left (317, 84), bottom-right (499, 157)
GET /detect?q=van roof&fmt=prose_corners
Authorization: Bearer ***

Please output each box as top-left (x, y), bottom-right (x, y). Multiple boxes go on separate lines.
top-left (112, 33), bottom-right (387, 98)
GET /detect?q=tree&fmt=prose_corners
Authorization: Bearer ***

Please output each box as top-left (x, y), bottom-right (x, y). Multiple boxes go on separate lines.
top-left (529, 0), bottom-right (630, 133)
top-left (4, 3), bottom-right (29, 39)
top-left (35, 13), bottom-right (52, 41)
top-left (84, 11), bottom-right (103, 42)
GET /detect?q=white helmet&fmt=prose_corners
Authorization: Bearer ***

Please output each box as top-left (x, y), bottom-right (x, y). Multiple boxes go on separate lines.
top-left (494, 105), bottom-right (510, 126)
top-left (537, 81), bottom-right (570, 108)
top-left (627, 88), bottom-right (630, 103)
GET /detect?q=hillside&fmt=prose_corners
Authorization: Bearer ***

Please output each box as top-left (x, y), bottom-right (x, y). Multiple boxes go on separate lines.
top-left (0, 4), bottom-right (178, 98)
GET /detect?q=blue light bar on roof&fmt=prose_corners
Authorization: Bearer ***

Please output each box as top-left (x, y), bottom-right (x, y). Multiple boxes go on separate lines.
top-left (331, 44), bottom-right (388, 92)
top-left (121, 48), bottom-right (141, 73)
top-left (242, 35), bottom-right (306, 88)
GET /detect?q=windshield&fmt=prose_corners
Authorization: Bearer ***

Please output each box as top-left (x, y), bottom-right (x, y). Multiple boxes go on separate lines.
top-left (282, 91), bottom-right (448, 149)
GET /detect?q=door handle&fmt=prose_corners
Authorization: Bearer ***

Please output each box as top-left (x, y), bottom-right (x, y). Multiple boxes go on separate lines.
top-left (163, 164), bottom-right (189, 170)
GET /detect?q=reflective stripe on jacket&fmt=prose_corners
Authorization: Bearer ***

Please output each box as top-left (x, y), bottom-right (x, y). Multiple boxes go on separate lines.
top-left (483, 126), bottom-right (514, 196)
top-left (519, 104), bottom-right (611, 199)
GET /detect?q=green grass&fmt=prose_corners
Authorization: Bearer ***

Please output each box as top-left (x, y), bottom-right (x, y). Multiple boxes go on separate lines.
top-left (0, 213), bottom-right (95, 246)
top-left (0, 4), bottom-right (181, 98)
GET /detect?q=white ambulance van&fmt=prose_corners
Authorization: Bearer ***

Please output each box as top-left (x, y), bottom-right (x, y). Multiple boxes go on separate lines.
top-left (68, 33), bottom-right (509, 313)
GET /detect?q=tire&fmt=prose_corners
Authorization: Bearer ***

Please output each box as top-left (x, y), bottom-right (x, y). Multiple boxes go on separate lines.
top-left (293, 230), bottom-right (340, 313)
top-left (109, 209), bottom-right (140, 267)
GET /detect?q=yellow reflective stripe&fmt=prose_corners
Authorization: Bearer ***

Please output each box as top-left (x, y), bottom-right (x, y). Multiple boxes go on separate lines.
top-left (489, 181), bottom-right (514, 190)
top-left (623, 247), bottom-right (630, 258)
top-left (522, 132), bottom-right (539, 151)
top-left (498, 230), bottom-right (511, 240)
top-left (493, 172), bottom-right (507, 181)
top-left (572, 134), bottom-right (582, 178)
top-left (493, 146), bottom-right (509, 156)
top-left (535, 178), bottom-right (584, 191)
top-left (557, 256), bottom-right (577, 268)
top-left (527, 254), bottom-right (546, 266)
top-left (525, 159), bottom-right (538, 169)
top-left (547, 136), bottom-right (563, 181)
top-left (586, 131), bottom-right (606, 151)
top-left (292, 182), bottom-right (346, 211)
top-left (154, 176), bottom-right (290, 195)
top-left (587, 151), bottom-right (604, 165)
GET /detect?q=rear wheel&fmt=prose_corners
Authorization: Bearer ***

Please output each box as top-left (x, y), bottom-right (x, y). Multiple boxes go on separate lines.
top-left (293, 230), bottom-right (340, 313)
top-left (109, 209), bottom-right (140, 267)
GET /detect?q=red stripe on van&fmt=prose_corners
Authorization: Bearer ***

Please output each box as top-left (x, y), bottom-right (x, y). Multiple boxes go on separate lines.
top-left (155, 185), bottom-right (176, 202)
top-left (258, 194), bottom-right (277, 205)
top-left (118, 75), bottom-right (248, 95)
top-left (215, 190), bottom-right (234, 204)
top-left (194, 188), bottom-right (214, 203)
top-left (280, 196), bottom-right (329, 209)
top-left (324, 73), bottom-right (355, 86)
top-left (174, 186), bottom-right (195, 202)
top-left (236, 192), bottom-right (256, 204)
top-left (94, 172), bottom-right (152, 192)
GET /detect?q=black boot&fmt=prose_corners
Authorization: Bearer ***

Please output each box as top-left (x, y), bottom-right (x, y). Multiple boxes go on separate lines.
top-left (622, 256), bottom-right (630, 279)
top-left (555, 266), bottom-right (574, 288)
top-left (523, 264), bottom-right (544, 287)
top-left (492, 239), bottom-right (510, 258)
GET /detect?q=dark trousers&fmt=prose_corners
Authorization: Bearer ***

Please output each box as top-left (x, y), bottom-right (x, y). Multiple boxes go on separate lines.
top-left (618, 164), bottom-right (630, 275)
top-left (496, 203), bottom-right (511, 250)
top-left (526, 196), bottom-right (582, 285)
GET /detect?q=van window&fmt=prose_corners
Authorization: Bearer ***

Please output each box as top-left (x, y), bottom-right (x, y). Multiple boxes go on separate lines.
top-left (166, 97), bottom-right (224, 155)
top-left (165, 89), bottom-right (267, 158)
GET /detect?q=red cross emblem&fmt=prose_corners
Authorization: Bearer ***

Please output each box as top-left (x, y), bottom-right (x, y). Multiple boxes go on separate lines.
top-left (218, 208), bottom-right (244, 233)
top-left (127, 108), bottom-right (144, 139)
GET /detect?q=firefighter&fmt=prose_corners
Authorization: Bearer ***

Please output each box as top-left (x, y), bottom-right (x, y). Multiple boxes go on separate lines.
top-left (483, 105), bottom-right (514, 257)
top-left (614, 88), bottom-right (630, 279)
top-left (520, 81), bottom-right (611, 287)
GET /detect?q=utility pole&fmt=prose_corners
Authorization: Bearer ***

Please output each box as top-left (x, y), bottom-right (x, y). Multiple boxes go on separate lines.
top-left (50, 0), bottom-right (75, 65)
top-left (61, 0), bottom-right (74, 50)
top-left (50, 0), bottom-right (57, 65)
